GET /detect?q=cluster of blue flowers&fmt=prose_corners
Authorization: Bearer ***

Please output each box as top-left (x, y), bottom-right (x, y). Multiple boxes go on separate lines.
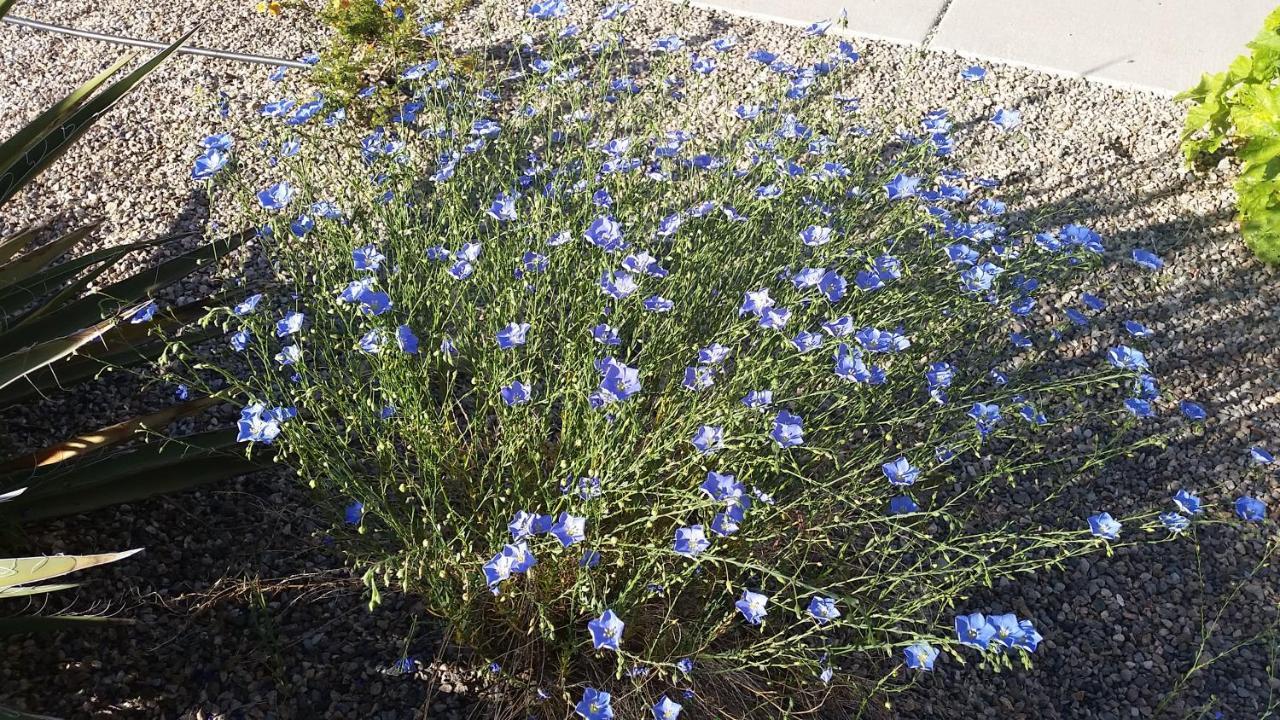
top-left (180, 0), bottom-right (1280, 714)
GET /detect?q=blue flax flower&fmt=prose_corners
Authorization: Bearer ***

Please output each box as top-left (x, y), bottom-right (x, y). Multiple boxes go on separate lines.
top-left (792, 331), bottom-right (823, 353)
top-left (358, 329), bottom-right (383, 354)
top-left (955, 612), bottom-right (996, 650)
top-left (644, 295), bottom-right (674, 312)
top-left (882, 457), bottom-right (920, 486)
top-left (991, 107), bottom-right (1021, 130)
top-left (482, 547), bottom-right (530, 592)
top-left (497, 322), bottom-right (531, 349)
top-left (807, 596), bottom-right (841, 624)
top-left (1131, 248), bottom-right (1164, 271)
top-left (1179, 400), bottom-right (1206, 421)
top-left (353, 244), bottom-right (385, 271)
top-left (130, 301), bottom-right (158, 324)
top-left (1107, 345), bottom-right (1149, 372)
top-left (739, 288), bottom-right (774, 316)
top-left (885, 173), bottom-right (921, 200)
top-left (800, 225), bottom-right (833, 246)
top-left (552, 512), bottom-right (586, 546)
top-left (257, 181), bottom-right (296, 211)
top-left (576, 688), bottom-right (614, 720)
top-left (595, 358), bottom-right (641, 404)
top-left (488, 192), bottom-right (518, 222)
top-left (396, 325), bottom-right (419, 354)
top-left (653, 696), bottom-right (683, 720)
top-left (1173, 489), bottom-right (1203, 515)
top-left (1236, 496), bottom-right (1266, 522)
top-left (759, 306), bottom-right (791, 330)
top-left (968, 402), bottom-right (1002, 437)
top-left (276, 311), bottom-right (305, 337)
top-left (501, 381), bottom-right (531, 406)
top-left (771, 410), bottom-right (804, 448)
top-left (904, 642), bottom-right (939, 670)
top-left (735, 589), bottom-right (769, 625)
top-left (692, 425), bottom-right (724, 454)
top-left (192, 148), bottom-right (230, 180)
top-left (1161, 512), bottom-right (1190, 533)
top-left (889, 495), bottom-right (919, 514)
top-left (1124, 320), bottom-right (1153, 338)
top-left (588, 609), bottom-right (625, 651)
top-left (232, 294), bottom-right (262, 316)
top-left (674, 525), bottom-right (710, 557)
top-left (1012, 620), bottom-right (1042, 651)
top-left (593, 323), bottom-right (621, 346)
top-left (1088, 512), bottom-right (1122, 539)
top-left (586, 215), bottom-right (626, 252)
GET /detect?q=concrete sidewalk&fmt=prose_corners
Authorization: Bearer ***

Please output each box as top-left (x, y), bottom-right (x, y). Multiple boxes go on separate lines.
top-left (685, 0), bottom-right (1274, 94)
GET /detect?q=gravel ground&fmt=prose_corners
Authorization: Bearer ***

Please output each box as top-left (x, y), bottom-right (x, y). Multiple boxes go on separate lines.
top-left (1, 0), bottom-right (1278, 718)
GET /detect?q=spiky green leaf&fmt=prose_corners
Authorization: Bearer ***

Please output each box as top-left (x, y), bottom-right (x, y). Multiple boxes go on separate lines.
top-left (0, 615), bottom-right (132, 636)
top-left (0, 222), bottom-right (100, 293)
top-left (9, 228), bottom-right (248, 342)
top-left (0, 225), bottom-right (39, 265)
top-left (0, 549), bottom-right (142, 590)
top-left (0, 429), bottom-right (269, 521)
top-left (0, 30), bottom-right (194, 208)
top-left (0, 317), bottom-right (114, 390)
top-left (0, 582), bottom-right (79, 599)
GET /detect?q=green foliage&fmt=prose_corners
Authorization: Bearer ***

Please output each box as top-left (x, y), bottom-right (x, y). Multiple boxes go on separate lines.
top-left (0, 21), bottom-right (267, 714)
top-left (182, 21), bottom-right (1179, 716)
top-left (310, 0), bottom-right (470, 122)
top-left (0, 21), bottom-right (267, 515)
top-left (0, 8), bottom-right (271, 717)
top-left (1177, 6), bottom-right (1280, 264)
top-left (320, 0), bottom-right (397, 41)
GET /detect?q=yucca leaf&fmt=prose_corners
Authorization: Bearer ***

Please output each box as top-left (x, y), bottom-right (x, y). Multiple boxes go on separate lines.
top-left (0, 293), bottom-right (225, 407)
top-left (10, 228), bottom-right (248, 343)
top-left (0, 429), bottom-right (269, 521)
top-left (0, 57), bottom-right (130, 184)
top-left (0, 222), bottom-right (99, 293)
top-left (0, 396), bottom-right (219, 472)
top-left (0, 323), bottom-right (221, 408)
top-left (0, 549), bottom-right (142, 590)
top-left (0, 29), bottom-right (194, 208)
top-left (0, 316), bottom-right (114, 391)
top-left (0, 583), bottom-right (79, 599)
top-left (5, 256), bottom-right (113, 332)
top-left (0, 615), bottom-right (132, 635)
top-left (0, 225), bottom-right (39, 265)
top-left (0, 236), bottom-right (170, 320)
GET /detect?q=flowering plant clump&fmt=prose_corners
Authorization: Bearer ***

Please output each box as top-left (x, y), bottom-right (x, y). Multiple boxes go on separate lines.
top-left (168, 4), bottom-right (1256, 717)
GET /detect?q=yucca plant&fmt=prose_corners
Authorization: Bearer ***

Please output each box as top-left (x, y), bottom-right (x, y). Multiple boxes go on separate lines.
top-left (0, 6), bottom-right (266, 714)
top-left (0, 2), bottom-right (267, 516)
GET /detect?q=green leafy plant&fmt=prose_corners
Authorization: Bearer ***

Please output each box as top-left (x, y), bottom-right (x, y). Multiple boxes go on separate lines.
top-left (1177, 6), bottom-right (1280, 264)
top-left (173, 12), bottom-right (1224, 716)
top-left (0, 3), bottom-right (272, 704)
top-left (310, 0), bottom-right (473, 121)
top-left (0, 9), bottom-right (268, 513)
top-left (0, 542), bottom-right (143, 635)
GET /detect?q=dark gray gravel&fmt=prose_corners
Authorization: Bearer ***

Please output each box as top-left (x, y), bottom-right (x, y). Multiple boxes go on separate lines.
top-left (2, 0), bottom-right (1278, 718)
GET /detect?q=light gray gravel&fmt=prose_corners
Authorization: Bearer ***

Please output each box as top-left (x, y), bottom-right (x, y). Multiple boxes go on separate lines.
top-left (2, 0), bottom-right (1278, 718)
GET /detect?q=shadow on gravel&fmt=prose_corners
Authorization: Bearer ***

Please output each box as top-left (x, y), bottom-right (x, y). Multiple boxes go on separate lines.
top-left (906, 140), bottom-right (1280, 719)
top-left (7, 18), bottom-right (1280, 720)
